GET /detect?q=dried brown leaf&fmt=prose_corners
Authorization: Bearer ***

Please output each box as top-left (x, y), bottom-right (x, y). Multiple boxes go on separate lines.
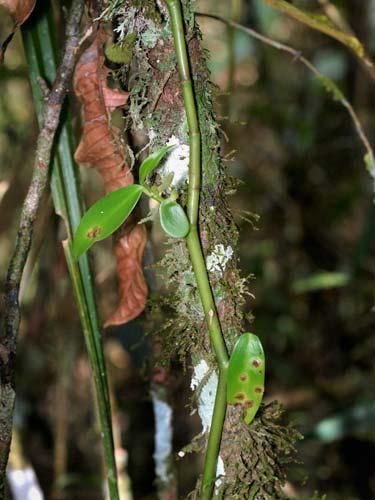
top-left (0, 0), bottom-right (36, 63)
top-left (0, 0), bottom-right (36, 24)
top-left (74, 32), bottom-right (147, 326)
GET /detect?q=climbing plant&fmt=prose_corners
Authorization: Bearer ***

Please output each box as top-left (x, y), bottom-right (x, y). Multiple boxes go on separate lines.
top-left (1, 0), bottom-right (374, 498)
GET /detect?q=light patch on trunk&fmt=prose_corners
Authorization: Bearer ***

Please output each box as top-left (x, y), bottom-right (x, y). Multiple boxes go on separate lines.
top-left (158, 135), bottom-right (189, 188)
top-left (191, 359), bottom-right (218, 433)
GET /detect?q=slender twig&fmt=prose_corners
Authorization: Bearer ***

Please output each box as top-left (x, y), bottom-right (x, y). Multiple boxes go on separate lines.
top-left (165, 2), bottom-right (229, 499)
top-left (227, 0), bottom-right (242, 96)
top-left (259, 0), bottom-right (375, 82)
top-left (0, 0), bottom-right (83, 494)
top-left (197, 13), bottom-right (374, 172)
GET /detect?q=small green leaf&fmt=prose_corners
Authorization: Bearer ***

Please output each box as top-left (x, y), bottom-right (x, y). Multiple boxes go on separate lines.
top-left (292, 271), bottom-right (350, 293)
top-left (159, 200), bottom-right (190, 238)
top-left (227, 333), bottom-right (265, 425)
top-left (139, 145), bottom-right (175, 185)
top-left (73, 184), bottom-right (143, 258)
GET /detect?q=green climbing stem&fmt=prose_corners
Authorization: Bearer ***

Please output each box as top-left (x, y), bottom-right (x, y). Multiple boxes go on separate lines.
top-left (165, 1), bottom-right (229, 498)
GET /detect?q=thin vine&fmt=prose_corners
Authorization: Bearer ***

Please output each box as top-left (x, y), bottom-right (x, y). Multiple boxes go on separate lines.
top-left (164, 1), bottom-right (229, 498)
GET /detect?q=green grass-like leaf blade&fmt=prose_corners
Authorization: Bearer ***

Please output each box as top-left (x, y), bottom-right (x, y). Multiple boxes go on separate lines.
top-left (292, 271), bottom-right (350, 293)
top-left (261, 0), bottom-right (366, 59)
top-left (73, 184), bottom-right (143, 258)
top-left (139, 145), bottom-right (175, 185)
top-left (159, 200), bottom-right (190, 238)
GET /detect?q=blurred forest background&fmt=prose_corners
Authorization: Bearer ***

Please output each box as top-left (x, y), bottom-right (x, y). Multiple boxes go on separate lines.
top-left (0, 0), bottom-right (374, 499)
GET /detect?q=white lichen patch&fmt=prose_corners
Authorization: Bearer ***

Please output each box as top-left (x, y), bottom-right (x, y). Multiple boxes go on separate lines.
top-left (206, 244), bottom-right (234, 275)
top-left (151, 391), bottom-right (173, 483)
top-left (111, 7), bottom-right (136, 41)
top-left (140, 21), bottom-right (160, 48)
top-left (101, 5), bottom-right (159, 48)
top-left (191, 360), bottom-right (218, 433)
top-left (158, 135), bottom-right (190, 188)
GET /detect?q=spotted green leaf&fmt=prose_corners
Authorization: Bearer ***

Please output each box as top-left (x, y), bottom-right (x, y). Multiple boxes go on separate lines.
top-left (159, 200), bottom-right (190, 238)
top-left (227, 333), bottom-right (265, 425)
top-left (73, 184), bottom-right (143, 258)
top-left (139, 145), bottom-right (175, 185)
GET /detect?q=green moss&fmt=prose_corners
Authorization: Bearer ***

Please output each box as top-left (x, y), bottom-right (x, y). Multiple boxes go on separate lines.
top-left (105, 33), bottom-right (137, 64)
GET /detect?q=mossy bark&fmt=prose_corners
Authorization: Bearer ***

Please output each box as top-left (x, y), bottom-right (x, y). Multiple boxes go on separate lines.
top-left (104, 1), bottom-right (301, 497)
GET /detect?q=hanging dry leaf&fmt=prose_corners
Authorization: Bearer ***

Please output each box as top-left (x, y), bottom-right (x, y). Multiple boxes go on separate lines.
top-left (74, 32), bottom-right (148, 326)
top-left (110, 224), bottom-right (148, 325)
top-left (0, 0), bottom-right (36, 63)
top-left (0, 0), bottom-right (36, 24)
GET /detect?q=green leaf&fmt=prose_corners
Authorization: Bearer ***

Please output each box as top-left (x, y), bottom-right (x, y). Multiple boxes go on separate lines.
top-left (139, 145), bottom-right (175, 185)
top-left (227, 333), bottom-right (265, 425)
top-left (73, 184), bottom-right (143, 258)
top-left (291, 271), bottom-right (350, 293)
top-left (159, 200), bottom-right (190, 238)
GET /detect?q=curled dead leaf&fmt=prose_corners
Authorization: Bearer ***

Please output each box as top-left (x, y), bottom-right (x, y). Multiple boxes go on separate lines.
top-left (0, 0), bottom-right (36, 63)
top-left (0, 0), bottom-right (36, 24)
top-left (74, 31), bottom-right (147, 326)
top-left (105, 224), bottom-right (148, 327)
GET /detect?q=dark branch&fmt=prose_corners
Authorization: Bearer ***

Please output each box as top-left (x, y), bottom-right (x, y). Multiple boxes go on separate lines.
top-left (0, 0), bottom-right (84, 492)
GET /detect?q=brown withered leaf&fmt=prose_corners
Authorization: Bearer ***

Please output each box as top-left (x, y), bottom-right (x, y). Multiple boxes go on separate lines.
top-left (74, 31), bottom-right (148, 326)
top-left (109, 224), bottom-right (148, 326)
top-left (0, 0), bottom-right (36, 63)
top-left (0, 0), bottom-right (36, 24)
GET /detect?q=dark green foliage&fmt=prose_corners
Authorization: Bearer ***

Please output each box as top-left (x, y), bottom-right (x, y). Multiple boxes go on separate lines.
top-left (105, 35), bottom-right (136, 64)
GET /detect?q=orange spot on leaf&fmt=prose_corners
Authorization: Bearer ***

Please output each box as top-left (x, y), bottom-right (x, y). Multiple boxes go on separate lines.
top-left (235, 392), bottom-right (245, 401)
top-left (87, 226), bottom-right (102, 239)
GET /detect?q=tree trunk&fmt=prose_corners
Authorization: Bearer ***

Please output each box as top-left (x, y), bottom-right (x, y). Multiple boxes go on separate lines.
top-left (104, 0), bottom-right (301, 497)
